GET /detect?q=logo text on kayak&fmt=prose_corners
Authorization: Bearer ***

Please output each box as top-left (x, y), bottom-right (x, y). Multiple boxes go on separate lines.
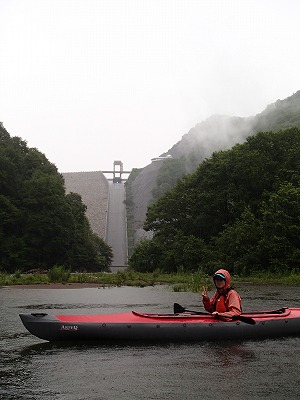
top-left (60, 325), bottom-right (78, 331)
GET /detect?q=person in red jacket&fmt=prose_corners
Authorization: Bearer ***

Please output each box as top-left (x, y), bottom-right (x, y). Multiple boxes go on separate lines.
top-left (202, 269), bottom-right (242, 318)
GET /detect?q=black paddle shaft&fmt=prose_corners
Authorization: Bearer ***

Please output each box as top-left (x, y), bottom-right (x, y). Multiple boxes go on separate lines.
top-left (173, 303), bottom-right (256, 325)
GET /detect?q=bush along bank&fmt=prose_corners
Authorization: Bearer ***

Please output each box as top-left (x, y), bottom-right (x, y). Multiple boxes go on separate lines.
top-left (1, 268), bottom-right (300, 289)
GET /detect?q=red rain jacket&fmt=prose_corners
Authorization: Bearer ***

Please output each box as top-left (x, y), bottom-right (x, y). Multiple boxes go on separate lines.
top-left (202, 269), bottom-right (242, 317)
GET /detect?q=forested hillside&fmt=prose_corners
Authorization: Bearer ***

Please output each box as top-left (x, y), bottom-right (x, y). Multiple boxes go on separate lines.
top-left (127, 90), bottom-right (300, 251)
top-left (0, 124), bottom-right (112, 273)
top-left (130, 127), bottom-right (300, 275)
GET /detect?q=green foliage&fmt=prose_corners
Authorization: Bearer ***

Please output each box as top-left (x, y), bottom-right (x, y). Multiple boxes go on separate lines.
top-left (47, 265), bottom-right (71, 283)
top-left (130, 127), bottom-right (300, 275)
top-left (14, 269), bottom-right (22, 279)
top-left (152, 158), bottom-right (187, 201)
top-left (189, 269), bottom-right (210, 292)
top-left (129, 238), bottom-right (162, 272)
top-left (0, 125), bottom-right (112, 273)
top-left (252, 91), bottom-right (300, 133)
top-left (1, 270), bottom-right (300, 288)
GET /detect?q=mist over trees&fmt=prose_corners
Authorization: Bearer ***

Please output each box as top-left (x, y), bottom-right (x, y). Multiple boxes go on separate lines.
top-left (0, 124), bottom-right (112, 273)
top-left (127, 91), bottom-right (300, 249)
top-left (129, 128), bottom-right (300, 275)
top-left (165, 91), bottom-right (300, 170)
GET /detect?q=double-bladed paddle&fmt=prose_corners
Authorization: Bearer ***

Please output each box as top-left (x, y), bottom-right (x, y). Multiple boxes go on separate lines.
top-left (173, 303), bottom-right (256, 325)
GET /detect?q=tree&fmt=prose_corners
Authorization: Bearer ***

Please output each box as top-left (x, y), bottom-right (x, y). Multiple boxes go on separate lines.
top-left (152, 158), bottom-right (187, 200)
top-left (130, 128), bottom-right (300, 274)
top-left (129, 238), bottom-right (162, 272)
top-left (257, 183), bottom-right (300, 271)
top-left (0, 125), bottom-right (112, 272)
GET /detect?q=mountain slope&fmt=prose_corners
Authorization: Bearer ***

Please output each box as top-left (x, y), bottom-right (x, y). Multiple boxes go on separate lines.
top-left (128, 90), bottom-right (300, 246)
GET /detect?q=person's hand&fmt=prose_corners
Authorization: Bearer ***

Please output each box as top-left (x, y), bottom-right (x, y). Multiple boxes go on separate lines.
top-left (212, 311), bottom-right (219, 318)
top-left (202, 286), bottom-right (209, 298)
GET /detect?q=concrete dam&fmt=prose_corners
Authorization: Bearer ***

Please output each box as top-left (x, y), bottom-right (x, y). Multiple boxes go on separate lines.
top-left (63, 170), bottom-right (128, 271)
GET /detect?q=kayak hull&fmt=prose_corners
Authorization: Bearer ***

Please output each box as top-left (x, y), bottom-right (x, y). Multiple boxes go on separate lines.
top-left (19, 308), bottom-right (300, 342)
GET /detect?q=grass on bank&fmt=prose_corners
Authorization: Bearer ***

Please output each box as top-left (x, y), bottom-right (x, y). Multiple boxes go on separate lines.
top-left (1, 266), bottom-right (300, 290)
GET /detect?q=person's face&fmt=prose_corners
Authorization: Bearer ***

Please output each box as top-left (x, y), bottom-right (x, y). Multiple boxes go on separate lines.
top-left (214, 277), bottom-right (226, 288)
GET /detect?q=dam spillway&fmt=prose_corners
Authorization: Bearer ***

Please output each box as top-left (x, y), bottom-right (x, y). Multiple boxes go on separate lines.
top-left (106, 182), bottom-right (128, 269)
top-left (63, 171), bottom-right (128, 270)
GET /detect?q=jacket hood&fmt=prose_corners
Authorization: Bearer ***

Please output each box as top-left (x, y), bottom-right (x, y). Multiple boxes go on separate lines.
top-left (213, 269), bottom-right (231, 291)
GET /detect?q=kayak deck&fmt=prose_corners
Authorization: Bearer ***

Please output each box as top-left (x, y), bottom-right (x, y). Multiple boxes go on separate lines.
top-left (53, 307), bottom-right (292, 323)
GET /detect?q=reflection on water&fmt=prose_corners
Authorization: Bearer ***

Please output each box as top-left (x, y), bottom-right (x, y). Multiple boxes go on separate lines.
top-left (208, 342), bottom-right (257, 367)
top-left (1, 285), bottom-right (300, 400)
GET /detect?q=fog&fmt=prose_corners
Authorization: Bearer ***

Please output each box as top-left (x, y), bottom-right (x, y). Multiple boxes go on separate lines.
top-left (1, 0), bottom-right (300, 172)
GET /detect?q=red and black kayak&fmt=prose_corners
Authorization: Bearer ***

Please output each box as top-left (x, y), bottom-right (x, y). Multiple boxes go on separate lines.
top-left (19, 306), bottom-right (300, 342)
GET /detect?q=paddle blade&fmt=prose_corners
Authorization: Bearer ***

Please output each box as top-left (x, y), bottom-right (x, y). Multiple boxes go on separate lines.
top-left (174, 303), bottom-right (186, 314)
top-left (231, 315), bottom-right (256, 325)
top-left (236, 315), bottom-right (256, 325)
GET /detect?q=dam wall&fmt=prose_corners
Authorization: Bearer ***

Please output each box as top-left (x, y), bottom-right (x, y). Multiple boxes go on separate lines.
top-left (63, 171), bottom-right (128, 269)
top-left (63, 171), bottom-right (109, 240)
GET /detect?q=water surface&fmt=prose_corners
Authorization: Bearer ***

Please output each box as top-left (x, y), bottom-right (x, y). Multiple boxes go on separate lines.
top-left (1, 284), bottom-right (299, 399)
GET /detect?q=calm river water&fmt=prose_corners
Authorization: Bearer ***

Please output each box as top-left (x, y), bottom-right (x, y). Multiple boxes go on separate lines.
top-left (1, 284), bottom-right (300, 400)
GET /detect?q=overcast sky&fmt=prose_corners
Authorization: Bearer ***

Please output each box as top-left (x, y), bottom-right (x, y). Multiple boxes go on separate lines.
top-left (1, 0), bottom-right (300, 173)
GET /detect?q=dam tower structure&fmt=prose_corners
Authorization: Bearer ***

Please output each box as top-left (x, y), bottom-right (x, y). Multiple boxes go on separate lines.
top-left (104, 161), bottom-right (130, 271)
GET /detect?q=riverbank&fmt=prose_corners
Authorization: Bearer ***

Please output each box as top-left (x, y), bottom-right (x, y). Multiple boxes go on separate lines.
top-left (2, 282), bottom-right (105, 289)
top-left (1, 270), bottom-right (300, 290)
